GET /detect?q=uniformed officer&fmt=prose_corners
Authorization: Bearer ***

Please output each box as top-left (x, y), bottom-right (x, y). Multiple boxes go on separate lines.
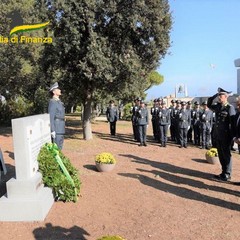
top-left (106, 100), bottom-right (119, 136)
top-left (136, 100), bottom-right (149, 146)
top-left (192, 101), bottom-right (202, 146)
top-left (175, 100), bottom-right (182, 144)
top-left (48, 82), bottom-right (65, 150)
top-left (131, 98), bottom-right (141, 141)
top-left (207, 87), bottom-right (236, 181)
top-left (159, 101), bottom-right (171, 147)
top-left (169, 99), bottom-right (177, 141)
top-left (150, 99), bottom-right (160, 140)
top-left (199, 101), bottom-right (213, 149)
top-left (177, 101), bottom-right (191, 148)
top-left (187, 101), bottom-right (193, 143)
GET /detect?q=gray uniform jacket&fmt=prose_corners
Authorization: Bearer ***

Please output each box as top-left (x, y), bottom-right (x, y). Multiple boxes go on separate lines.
top-left (136, 107), bottom-right (149, 125)
top-left (48, 98), bottom-right (65, 134)
top-left (159, 108), bottom-right (171, 125)
top-left (106, 107), bottom-right (118, 122)
top-left (178, 109), bottom-right (191, 129)
top-left (200, 110), bottom-right (213, 130)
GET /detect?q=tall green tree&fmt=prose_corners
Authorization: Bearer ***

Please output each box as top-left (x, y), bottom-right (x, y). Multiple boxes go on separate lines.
top-left (0, 0), bottom-right (49, 116)
top-left (37, 0), bottom-right (172, 139)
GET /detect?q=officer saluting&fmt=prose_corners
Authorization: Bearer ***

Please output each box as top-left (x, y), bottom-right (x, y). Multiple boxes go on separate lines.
top-left (207, 87), bottom-right (235, 181)
top-left (48, 82), bottom-right (65, 150)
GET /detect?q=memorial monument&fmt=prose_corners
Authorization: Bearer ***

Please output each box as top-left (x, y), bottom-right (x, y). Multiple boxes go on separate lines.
top-left (0, 114), bottom-right (54, 221)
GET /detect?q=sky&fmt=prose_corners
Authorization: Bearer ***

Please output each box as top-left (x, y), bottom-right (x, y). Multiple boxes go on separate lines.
top-left (146, 0), bottom-right (240, 100)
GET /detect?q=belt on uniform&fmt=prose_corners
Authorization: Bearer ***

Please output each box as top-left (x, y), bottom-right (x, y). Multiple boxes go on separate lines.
top-left (55, 117), bottom-right (65, 121)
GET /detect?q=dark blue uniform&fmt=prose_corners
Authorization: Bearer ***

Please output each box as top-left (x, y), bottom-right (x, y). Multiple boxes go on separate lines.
top-left (207, 91), bottom-right (235, 180)
top-left (106, 106), bottom-right (118, 135)
top-left (131, 104), bottom-right (140, 141)
top-left (177, 105), bottom-right (191, 148)
top-left (192, 104), bottom-right (202, 146)
top-left (151, 102), bottom-right (160, 141)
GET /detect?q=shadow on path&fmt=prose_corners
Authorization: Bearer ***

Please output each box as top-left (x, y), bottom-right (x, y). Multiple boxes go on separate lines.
top-left (33, 223), bottom-right (90, 240)
top-left (119, 154), bottom-right (240, 211)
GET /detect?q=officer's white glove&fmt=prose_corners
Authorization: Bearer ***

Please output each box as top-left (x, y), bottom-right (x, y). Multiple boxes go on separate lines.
top-left (187, 126), bottom-right (190, 130)
top-left (51, 131), bottom-right (56, 139)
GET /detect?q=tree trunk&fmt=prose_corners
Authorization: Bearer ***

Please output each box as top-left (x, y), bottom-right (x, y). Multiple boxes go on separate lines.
top-left (83, 98), bottom-right (93, 140)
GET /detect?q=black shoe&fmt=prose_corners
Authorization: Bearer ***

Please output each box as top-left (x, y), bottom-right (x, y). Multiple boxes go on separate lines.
top-left (143, 142), bottom-right (147, 147)
top-left (214, 173), bottom-right (231, 182)
top-left (138, 143), bottom-right (143, 147)
top-left (179, 145), bottom-right (183, 148)
top-left (184, 145), bottom-right (187, 148)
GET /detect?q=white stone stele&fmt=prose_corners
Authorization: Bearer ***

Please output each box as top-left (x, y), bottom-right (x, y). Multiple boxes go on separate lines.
top-left (0, 114), bottom-right (54, 221)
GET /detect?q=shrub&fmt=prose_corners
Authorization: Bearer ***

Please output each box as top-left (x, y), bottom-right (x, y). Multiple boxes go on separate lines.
top-left (122, 103), bottom-right (132, 121)
top-left (0, 96), bottom-right (33, 125)
top-left (37, 143), bottom-right (81, 202)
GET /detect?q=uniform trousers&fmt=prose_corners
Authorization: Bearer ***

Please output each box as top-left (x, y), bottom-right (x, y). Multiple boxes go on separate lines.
top-left (132, 122), bottom-right (139, 141)
top-left (187, 126), bottom-right (193, 142)
top-left (193, 125), bottom-right (201, 145)
top-left (216, 138), bottom-right (232, 176)
top-left (110, 121), bottom-right (116, 135)
top-left (53, 134), bottom-right (64, 150)
top-left (201, 127), bottom-right (211, 147)
top-left (159, 125), bottom-right (169, 144)
top-left (175, 123), bottom-right (180, 144)
top-left (170, 123), bottom-right (176, 141)
top-left (179, 128), bottom-right (188, 146)
top-left (138, 124), bottom-right (147, 144)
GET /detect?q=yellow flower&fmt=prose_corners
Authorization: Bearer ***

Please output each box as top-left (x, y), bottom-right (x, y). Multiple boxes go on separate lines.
top-left (206, 148), bottom-right (218, 157)
top-left (95, 152), bottom-right (116, 164)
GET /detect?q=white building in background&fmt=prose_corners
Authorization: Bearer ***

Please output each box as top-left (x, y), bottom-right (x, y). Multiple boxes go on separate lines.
top-left (234, 58), bottom-right (240, 95)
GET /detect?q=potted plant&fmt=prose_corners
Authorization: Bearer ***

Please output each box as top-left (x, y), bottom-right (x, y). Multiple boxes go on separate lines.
top-left (205, 148), bottom-right (218, 164)
top-left (95, 152), bottom-right (116, 172)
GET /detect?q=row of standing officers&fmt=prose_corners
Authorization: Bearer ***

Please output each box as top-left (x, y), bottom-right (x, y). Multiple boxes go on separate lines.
top-left (131, 97), bottom-right (215, 149)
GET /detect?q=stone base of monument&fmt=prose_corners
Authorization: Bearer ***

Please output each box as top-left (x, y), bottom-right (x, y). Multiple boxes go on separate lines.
top-left (0, 172), bottom-right (54, 221)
